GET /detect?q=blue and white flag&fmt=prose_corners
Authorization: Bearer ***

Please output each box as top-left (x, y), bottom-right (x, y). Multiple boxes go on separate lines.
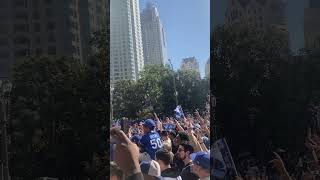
top-left (174, 105), bottom-right (184, 119)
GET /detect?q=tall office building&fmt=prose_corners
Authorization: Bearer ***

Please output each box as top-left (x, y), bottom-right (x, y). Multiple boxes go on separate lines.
top-left (0, 0), bottom-right (107, 77)
top-left (225, 0), bottom-right (288, 33)
top-left (80, 0), bottom-right (108, 63)
top-left (181, 57), bottom-right (200, 78)
top-left (110, 0), bottom-right (144, 83)
top-left (205, 58), bottom-right (210, 79)
top-left (141, 2), bottom-right (167, 66)
top-left (304, 0), bottom-right (320, 50)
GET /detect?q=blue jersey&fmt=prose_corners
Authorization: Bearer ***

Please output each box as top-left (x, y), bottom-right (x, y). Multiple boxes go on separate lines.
top-left (140, 131), bottom-right (163, 160)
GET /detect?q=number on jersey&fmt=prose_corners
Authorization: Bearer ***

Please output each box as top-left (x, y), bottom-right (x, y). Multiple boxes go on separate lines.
top-left (150, 138), bottom-right (163, 149)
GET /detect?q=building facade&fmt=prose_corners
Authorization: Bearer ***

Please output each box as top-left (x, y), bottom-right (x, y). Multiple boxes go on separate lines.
top-left (205, 58), bottom-right (210, 79)
top-left (141, 3), bottom-right (167, 66)
top-left (225, 0), bottom-right (288, 33)
top-left (0, 0), bottom-right (106, 77)
top-left (180, 57), bottom-right (200, 78)
top-left (304, 0), bottom-right (320, 50)
top-left (110, 0), bottom-right (144, 83)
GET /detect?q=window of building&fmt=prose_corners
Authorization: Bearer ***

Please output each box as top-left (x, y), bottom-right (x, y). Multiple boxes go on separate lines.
top-left (15, 49), bottom-right (28, 57)
top-left (35, 48), bottom-right (42, 56)
top-left (0, 51), bottom-right (9, 58)
top-left (32, 11), bottom-right (40, 20)
top-left (15, 11), bottom-right (28, 20)
top-left (34, 23), bottom-right (40, 32)
top-left (14, 0), bottom-right (27, 8)
top-left (46, 8), bottom-right (53, 18)
top-left (0, 38), bottom-right (7, 46)
top-left (14, 24), bottom-right (29, 33)
top-left (48, 46), bottom-right (56, 55)
top-left (14, 36), bottom-right (30, 45)
top-left (0, 1), bottom-right (8, 8)
top-left (45, 0), bottom-right (52, 5)
top-left (47, 22), bottom-right (55, 31)
top-left (35, 37), bottom-right (41, 44)
top-left (32, 0), bottom-right (39, 8)
top-left (48, 33), bottom-right (56, 42)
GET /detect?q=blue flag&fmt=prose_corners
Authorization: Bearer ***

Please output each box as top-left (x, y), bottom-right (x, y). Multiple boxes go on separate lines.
top-left (174, 105), bottom-right (184, 119)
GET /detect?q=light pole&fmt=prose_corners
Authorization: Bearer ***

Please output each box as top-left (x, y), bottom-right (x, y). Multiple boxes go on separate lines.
top-left (0, 78), bottom-right (12, 180)
top-left (168, 59), bottom-right (178, 106)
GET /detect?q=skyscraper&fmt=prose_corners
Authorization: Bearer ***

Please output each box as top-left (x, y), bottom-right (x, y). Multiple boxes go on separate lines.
top-left (110, 0), bottom-right (144, 83)
top-left (205, 58), bottom-right (210, 79)
top-left (225, 0), bottom-right (288, 34)
top-left (141, 2), bottom-right (167, 66)
top-left (0, 0), bottom-right (107, 77)
top-left (304, 0), bottom-right (320, 49)
top-left (180, 57), bottom-right (200, 78)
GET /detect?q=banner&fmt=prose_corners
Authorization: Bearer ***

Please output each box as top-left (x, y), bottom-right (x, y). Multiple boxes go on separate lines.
top-left (214, 138), bottom-right (238, 177)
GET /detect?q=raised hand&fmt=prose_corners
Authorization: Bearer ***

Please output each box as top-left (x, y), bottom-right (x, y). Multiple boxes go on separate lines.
top-left (111, 127), bottom-right (141, 176)
top-left (269, 152), bottom-right (290, 178)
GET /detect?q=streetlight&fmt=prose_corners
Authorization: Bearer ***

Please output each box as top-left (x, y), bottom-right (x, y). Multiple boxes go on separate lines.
top-left (168, 59), bottom-right (178, 106)
top-left (0, 78), bottom-right (12, 180)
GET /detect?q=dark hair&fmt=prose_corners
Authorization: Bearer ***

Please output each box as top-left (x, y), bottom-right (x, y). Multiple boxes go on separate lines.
top-left (180, 144), bottom-right (194, 154)
top-left (155, 149), bottom-right (172, 166)
top-left (110, 161), bottom-right (123, 179)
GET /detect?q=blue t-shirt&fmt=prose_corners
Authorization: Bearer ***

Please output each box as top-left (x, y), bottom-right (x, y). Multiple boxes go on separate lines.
top-left (140, 130), bottom-right (163, 160)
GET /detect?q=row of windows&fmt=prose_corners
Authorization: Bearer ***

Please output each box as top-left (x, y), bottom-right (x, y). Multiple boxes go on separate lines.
top-left (13, 46), bottom-right (56, 57)
top-left (13, 0), bottom-right (53, 8)
top-left (13, 22), bottom-right (55, 33)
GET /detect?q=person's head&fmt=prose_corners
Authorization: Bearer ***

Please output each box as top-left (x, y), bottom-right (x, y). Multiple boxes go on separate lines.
top-left (110, 162), bottom-right (123, 180)
top-left (178, 144), bottom-right (194, 161)
top-left (140, 160), bottom-right (161, 180)
top-left (161, 131), bottom-right (169, 140)
top-left (131, 135), bottom-right (142, 145)
top-left (191, 152), bottom-right (210, 178)
top-left (155, 149), bottom-right (172, 171)
top-left (142, 119), bottom-right (156, 134)
top-left (173, 132), bottom-right (189, 146)
top-left (165, 117), bottom-right (170, 122)
top-left (163, 143), bottom-right (172, 152)
top-left (169, 131), bottom-right (176, 140)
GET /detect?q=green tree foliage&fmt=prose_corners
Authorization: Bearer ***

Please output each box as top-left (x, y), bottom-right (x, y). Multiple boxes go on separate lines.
top-left (112, 65), bottom-right (209, 119)
top-left (9, 30), bottom-right (109, 179)
top-left (212, 25), bottom-right (320, 159)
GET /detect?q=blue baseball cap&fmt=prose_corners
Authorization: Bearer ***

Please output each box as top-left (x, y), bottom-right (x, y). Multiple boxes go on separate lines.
top-left (143, 119), bottom-right (156, 129)
top-left (131, 135), bottom-right (141, 144)
top-left (191, 151), bottom-right (210, 171)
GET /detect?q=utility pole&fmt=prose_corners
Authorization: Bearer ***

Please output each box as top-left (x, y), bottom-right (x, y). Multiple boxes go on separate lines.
top-left (168, 59), bottom-right (178, 106)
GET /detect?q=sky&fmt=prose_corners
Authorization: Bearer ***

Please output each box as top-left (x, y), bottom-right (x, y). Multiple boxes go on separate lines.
top-left (212, 0), bottom-right (307, 54)
top-left (139, 0), bottom-right (210, 78)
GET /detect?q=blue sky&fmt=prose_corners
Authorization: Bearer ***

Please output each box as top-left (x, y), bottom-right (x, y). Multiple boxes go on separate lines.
top-left (139, 0), bottom-right (210, 78)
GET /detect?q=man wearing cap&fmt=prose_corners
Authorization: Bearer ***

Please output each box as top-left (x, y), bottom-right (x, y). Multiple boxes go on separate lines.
top-left (140, 160), bottom-right (162, 180)
top-left (140, 119), bottom-right (163, 160)
top-left (191, 152), bottom-right (210, 180)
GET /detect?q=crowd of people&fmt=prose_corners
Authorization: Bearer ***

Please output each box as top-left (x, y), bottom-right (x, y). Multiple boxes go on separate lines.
top-left (109, 107), bottom-right (320, 180)
top-left (230, 129), bottom-right (320, 180)
top-left (110, 110), bottom-right (211, 180)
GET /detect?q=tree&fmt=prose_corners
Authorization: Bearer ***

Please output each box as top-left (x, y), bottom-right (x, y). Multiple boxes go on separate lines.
top-left (9, 29), bottom-right (109, 179)
top-left (112, 65), bottom-right (209, 119)
top-left (212, 24), bottom-right (312, 159)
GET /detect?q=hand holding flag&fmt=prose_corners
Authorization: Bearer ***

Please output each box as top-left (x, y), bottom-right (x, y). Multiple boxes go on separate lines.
top-left (174, 105), bottom-right (184, 119)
